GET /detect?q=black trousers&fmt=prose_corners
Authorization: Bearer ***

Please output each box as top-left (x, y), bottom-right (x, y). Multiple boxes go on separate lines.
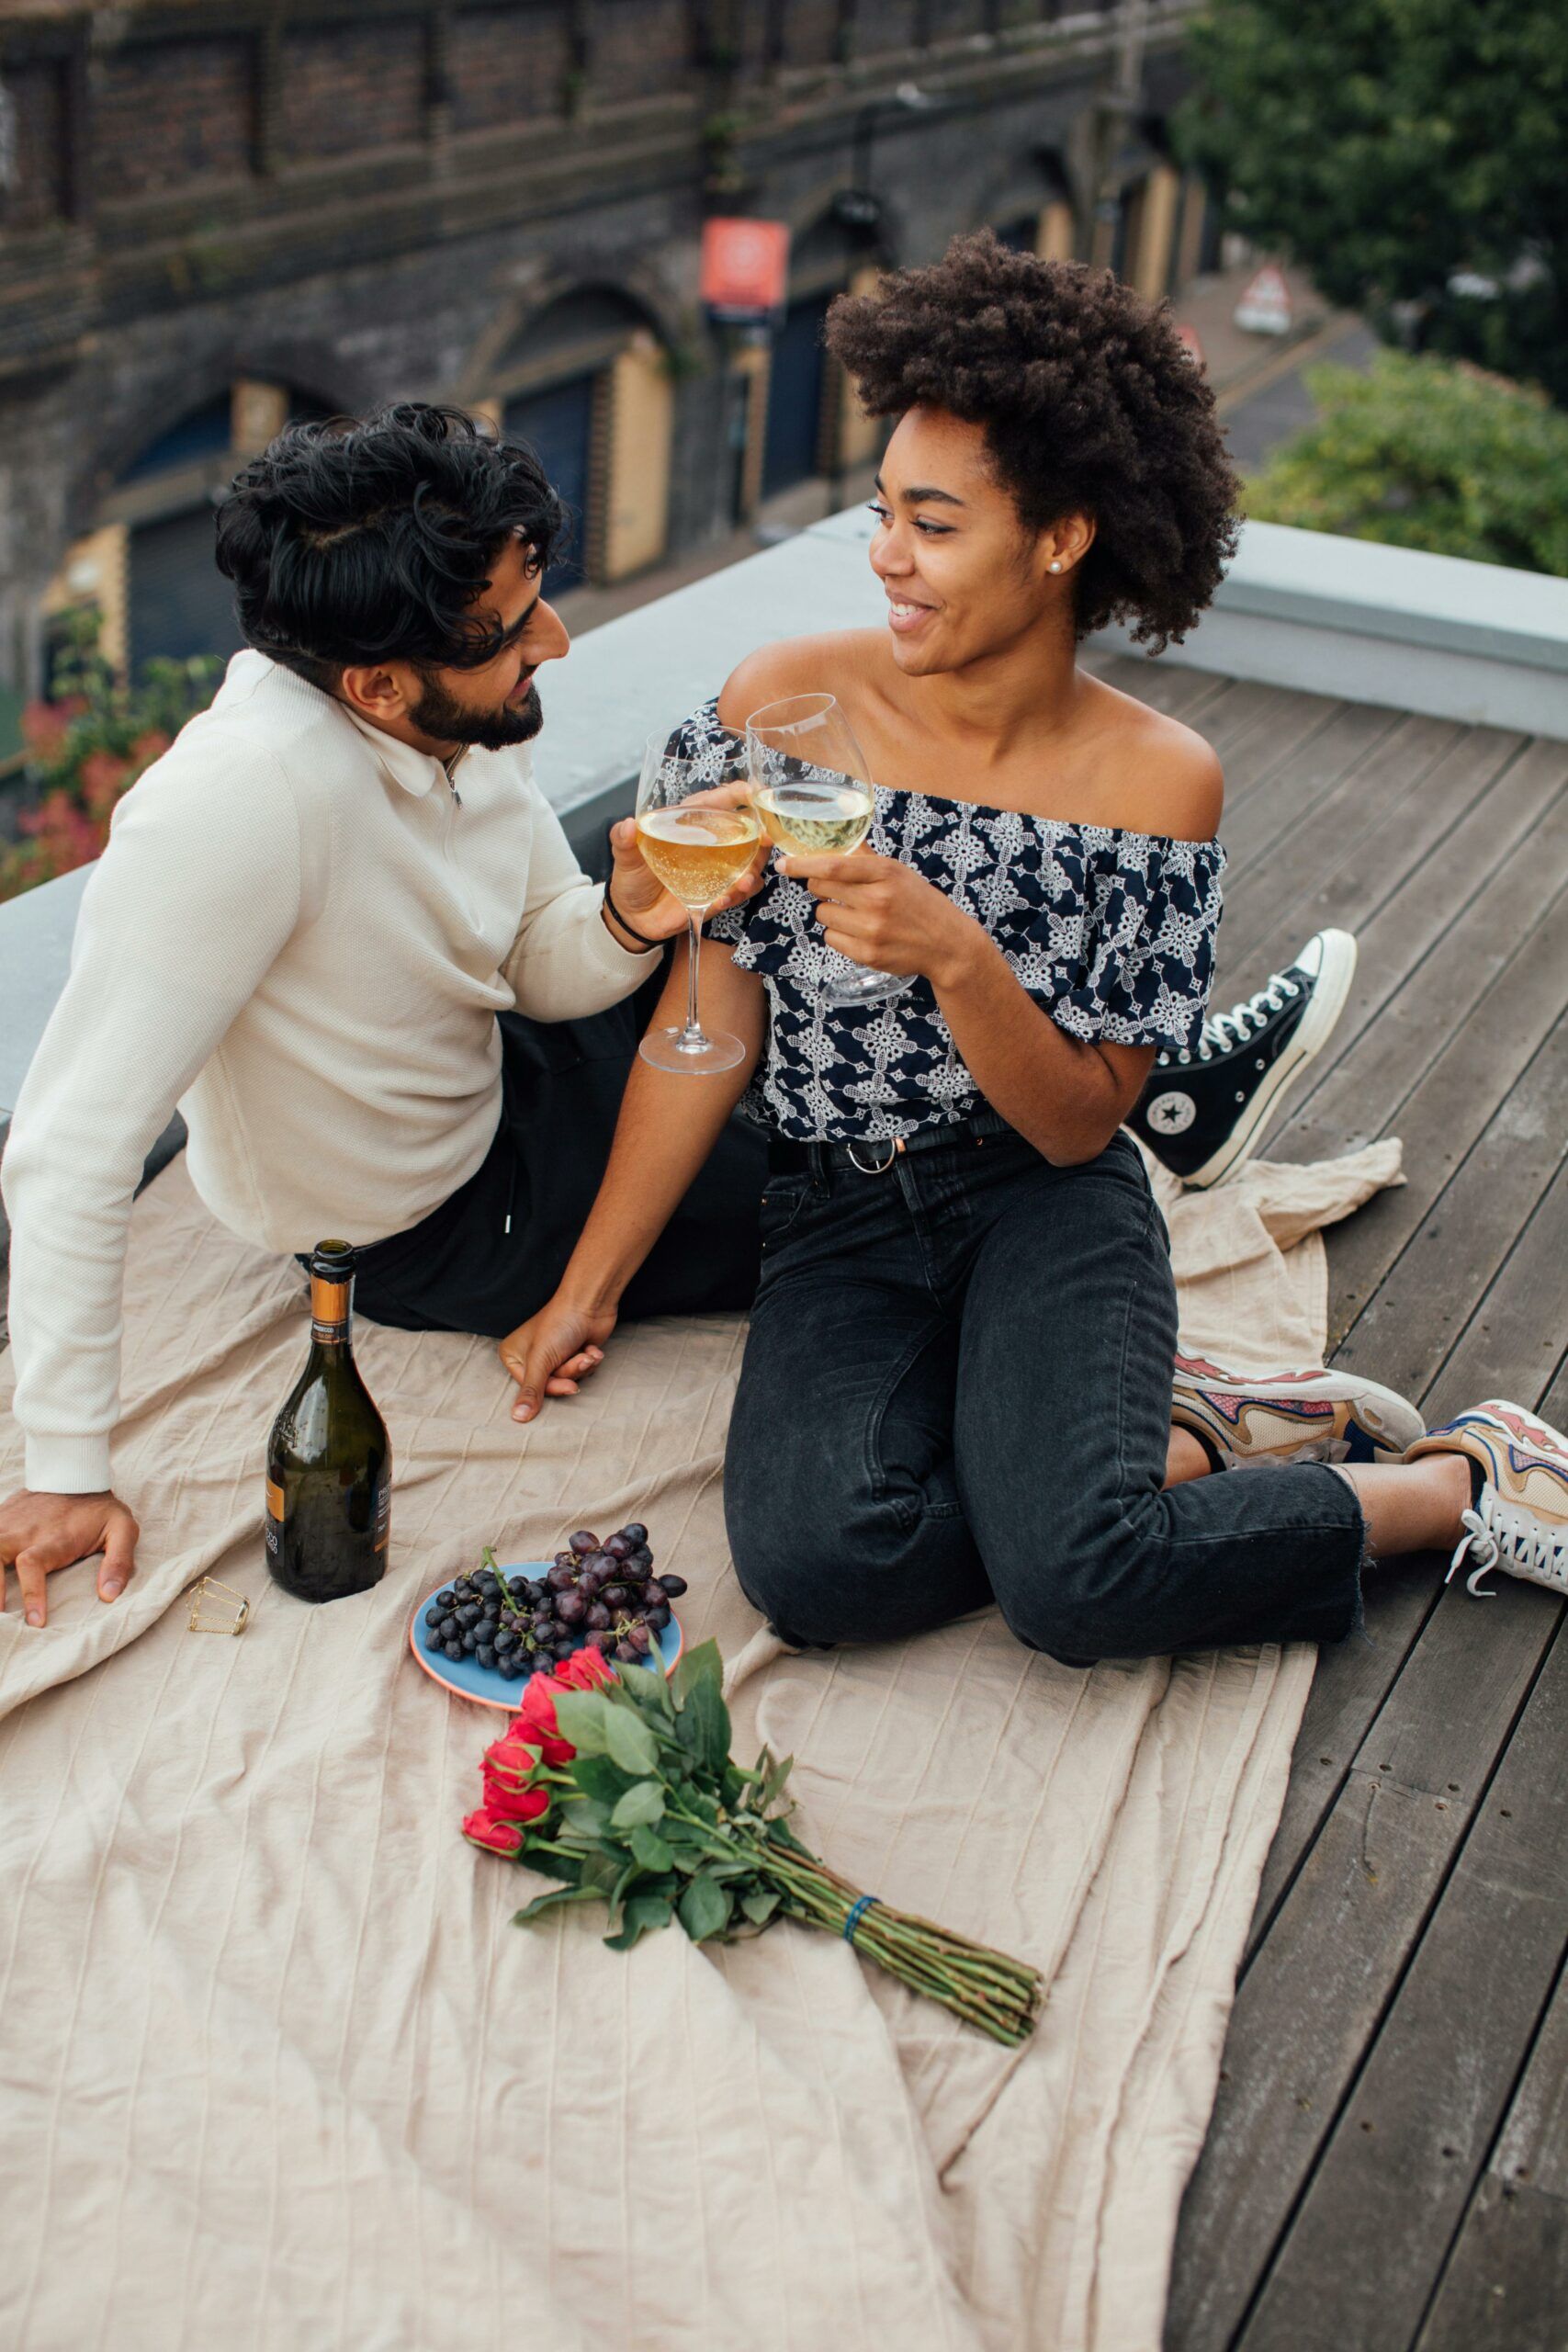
top-left (725, 1128), bottom-right (1366, 1666)
top-left (352, 980), bottom-right (766, 1338)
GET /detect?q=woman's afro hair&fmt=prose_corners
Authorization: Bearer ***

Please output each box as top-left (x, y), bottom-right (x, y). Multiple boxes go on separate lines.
top-left (825, 232), bottom-right (1240, 652)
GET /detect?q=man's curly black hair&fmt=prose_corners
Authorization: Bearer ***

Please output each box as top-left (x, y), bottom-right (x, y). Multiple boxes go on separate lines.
top-left (825, 232), bottom-right (1240, 653)
top-left (214, 402), bottom-right (566, 692)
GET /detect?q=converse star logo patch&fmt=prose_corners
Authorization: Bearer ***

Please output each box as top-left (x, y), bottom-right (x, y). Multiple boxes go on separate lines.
top-left (1145, 1091), bottom-right (1197, 1135)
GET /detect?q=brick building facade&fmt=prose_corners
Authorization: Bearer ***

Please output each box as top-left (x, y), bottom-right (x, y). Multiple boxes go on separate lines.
top-left (0, 0), bottom-right (1213, 696)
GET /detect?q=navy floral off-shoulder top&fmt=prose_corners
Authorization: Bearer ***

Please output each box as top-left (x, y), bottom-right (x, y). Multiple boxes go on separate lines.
top-left (674, 698), bottom-right (1224, 1145)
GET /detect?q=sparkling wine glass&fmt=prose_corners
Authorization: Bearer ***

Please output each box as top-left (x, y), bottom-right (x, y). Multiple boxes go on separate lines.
top-left (634, 731), bottom-right (761, 1074)
top-left (745, 693), bottom-right (911, 1009)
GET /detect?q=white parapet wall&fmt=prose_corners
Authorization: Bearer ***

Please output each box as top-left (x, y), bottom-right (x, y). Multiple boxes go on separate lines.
top-left (2, 511), bottom-right (1565, 1127)
top-left (1098, 516), bottom-right (1568, 739)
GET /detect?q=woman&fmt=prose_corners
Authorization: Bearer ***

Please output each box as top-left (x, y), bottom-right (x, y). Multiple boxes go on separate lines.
top-left (504, 235), bottom-right (1567, 1658)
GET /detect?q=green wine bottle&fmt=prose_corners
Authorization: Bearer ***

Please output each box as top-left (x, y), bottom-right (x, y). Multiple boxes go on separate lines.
top-left (265, 1240), bottom-right (391, 1602)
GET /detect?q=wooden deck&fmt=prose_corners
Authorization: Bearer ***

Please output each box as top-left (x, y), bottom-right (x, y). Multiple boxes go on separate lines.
top-left (1082, 655), bottom-right (1568, 2352)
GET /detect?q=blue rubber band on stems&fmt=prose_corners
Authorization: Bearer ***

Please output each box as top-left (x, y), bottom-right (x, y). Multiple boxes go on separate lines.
top-left (843, 1893), bottom-right (880, 1943)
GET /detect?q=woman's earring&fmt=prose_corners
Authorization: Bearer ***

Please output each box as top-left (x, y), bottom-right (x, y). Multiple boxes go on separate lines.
top-left (1049, 560), bottom-right (1063, 573)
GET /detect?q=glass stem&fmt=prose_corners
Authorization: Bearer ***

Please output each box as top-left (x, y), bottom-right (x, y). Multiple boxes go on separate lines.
top-left (683, 911), bottom-right (704, 1041)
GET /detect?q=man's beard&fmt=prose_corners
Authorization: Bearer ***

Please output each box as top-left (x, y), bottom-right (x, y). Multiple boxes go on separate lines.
top-left (408, 672), bottom-right (544, 750)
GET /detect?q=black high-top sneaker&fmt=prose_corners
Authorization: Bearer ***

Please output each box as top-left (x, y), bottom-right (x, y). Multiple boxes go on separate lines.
top-left (1128, 929), bottom-right (1358, 1188)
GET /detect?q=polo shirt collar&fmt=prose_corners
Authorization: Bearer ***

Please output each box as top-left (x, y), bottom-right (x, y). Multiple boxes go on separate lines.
top-left (340, 703), bottom-right (451, 799)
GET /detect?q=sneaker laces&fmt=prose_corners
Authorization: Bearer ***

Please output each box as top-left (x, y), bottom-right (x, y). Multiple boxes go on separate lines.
top-left (1446, 1489), bottom-right (1568, 1599)
top-left (1157, 970), bottom-right (1303, 1068)
top-left (1199, 971), bottom-right (1302, 1060)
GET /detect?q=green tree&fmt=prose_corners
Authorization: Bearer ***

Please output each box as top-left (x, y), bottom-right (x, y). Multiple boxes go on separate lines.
top-left (1179, 1), bottom-right (1568, 402)
top-left (1244, 350), bottom-right (1568, 575)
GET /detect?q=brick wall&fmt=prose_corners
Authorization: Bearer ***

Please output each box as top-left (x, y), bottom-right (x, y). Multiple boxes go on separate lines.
top-left (856, 0), bottom-right (921, 54)
top-left (90, 37), bottom-right (254, 202)
top-left (4, 58), bottom-right (68, 229)
top-left (591, 0), bottom-right (694, 106)
top-left (927, 0), bottom-right (990, 40)
top-left (450, 3), bottom-right (572, 130)
top-left (277, 18), bottom-right (426, 163)
top-left (778, 2), bottom-right (840, 71)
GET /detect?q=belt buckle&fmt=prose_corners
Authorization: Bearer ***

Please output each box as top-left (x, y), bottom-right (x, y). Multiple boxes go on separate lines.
top-left (846, 1136), bottom-right (903, 1176)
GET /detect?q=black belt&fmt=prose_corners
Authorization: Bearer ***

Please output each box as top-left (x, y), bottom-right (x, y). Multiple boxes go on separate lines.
top-left (767, 1105), bottom-right (1018, 1178)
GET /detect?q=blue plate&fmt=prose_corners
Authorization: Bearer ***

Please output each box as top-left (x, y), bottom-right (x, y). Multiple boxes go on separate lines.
top-left (407, 1562), bottom-right (683, 1711)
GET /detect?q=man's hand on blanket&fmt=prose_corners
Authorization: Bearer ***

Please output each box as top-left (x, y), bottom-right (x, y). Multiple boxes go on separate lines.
top-left (499, 1297), bottom-right (619, 1424)
top-left (0, 1487), bottom-right (139, 1626)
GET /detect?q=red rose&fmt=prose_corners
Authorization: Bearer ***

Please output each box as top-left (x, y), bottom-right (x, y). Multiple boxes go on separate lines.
top-left (556, 1646), bottom-right (615, 1692)
top-left (482, 1726), bottom-right (540, 1787)
top-left (463, 1805), bottom-right (526, 1856)
top-left (511, 1672), bottom-right (576, 1765)
top-left (480, 1767), bottom-right (550, 1826)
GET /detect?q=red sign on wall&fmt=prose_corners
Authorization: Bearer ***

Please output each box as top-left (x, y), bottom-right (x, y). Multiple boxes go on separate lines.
top-left (701, 218), bottom-right (791, 325)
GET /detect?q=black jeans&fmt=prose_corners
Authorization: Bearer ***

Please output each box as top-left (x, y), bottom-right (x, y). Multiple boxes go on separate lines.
top-left (725, 1127), bottom-right (1366, 1667)
top-left (352, 988), bottom-right (766, 1338)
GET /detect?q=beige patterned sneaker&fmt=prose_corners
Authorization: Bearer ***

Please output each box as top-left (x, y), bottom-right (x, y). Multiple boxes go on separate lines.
top-left (1406, 1401), bottom-right (1568, 1598)
top-left (1172, 1351), bottom-right (1426, 1470)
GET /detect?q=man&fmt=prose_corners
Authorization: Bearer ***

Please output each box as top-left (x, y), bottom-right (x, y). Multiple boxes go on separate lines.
top-left (0, 403), bottom-right (764, 1623)
top-left (0, 401), bottom-right (1352, 1625)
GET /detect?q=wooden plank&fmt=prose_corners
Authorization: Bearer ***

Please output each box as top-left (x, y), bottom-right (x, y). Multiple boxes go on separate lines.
top-left (1094, 653), bottom-right (1237, 722)
top-left (1168, 1060), bottom-right (1568, 2352)
top-left (1214, 723), bottom-right (1532, 1008)
top-left (1166, 1577), bottom-right (1559, 2352)
top-left (1217, 711), bottom-right (1461, 971)
top-left (1232, 732), bottom-right (1564, 1133)
top-left (1333, 1017), bottom-right (1568, 1408)
top-left (1403, 1372), bottom-right (1568, 2352)
top-left (1415, 2176), bottom-right (1568, 2352)
top-left (1237, 1612), bottom-right (1568, 2352)
top-left (1252, 1085), bottom-right (1568, 1933)
top-left (1218, 700), bottom-right (1402, 877)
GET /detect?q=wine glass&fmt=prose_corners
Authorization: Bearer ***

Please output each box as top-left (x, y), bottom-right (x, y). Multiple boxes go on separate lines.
top-left (745, 694), bottom-right (912, 1010)
top-left (634, 731), bottom-right (762, 1074)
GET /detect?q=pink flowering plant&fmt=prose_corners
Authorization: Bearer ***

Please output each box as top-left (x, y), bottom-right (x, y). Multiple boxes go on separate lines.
top-left (465, 1637), bottom-right (1043, 2045)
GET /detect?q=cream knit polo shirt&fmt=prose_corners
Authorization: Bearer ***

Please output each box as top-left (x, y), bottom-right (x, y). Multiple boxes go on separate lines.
top-left (2, 651), bottom-right (657, 1494)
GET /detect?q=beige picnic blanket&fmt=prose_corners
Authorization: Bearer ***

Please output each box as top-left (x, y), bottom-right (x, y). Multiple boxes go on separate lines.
top-left (0, 1137), bottom-right (1400, 2352)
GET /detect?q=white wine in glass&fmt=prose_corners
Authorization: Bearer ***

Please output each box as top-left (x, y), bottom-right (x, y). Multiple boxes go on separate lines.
top-left (745, 693), bottom-right (911, 1010)
top-left (635, 733), bottom-right (761, 1075)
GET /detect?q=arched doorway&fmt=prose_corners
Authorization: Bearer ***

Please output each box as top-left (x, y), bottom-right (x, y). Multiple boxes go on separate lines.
top-left (760, 209), bottom-right (886, 505)
top-left (491, 287), bottom-right (673, 595)
top-left (46, 382), bottom-right (337, 684)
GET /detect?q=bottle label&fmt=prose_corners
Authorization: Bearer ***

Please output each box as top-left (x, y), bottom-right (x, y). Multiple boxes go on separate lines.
top-left (310, 1272), bottom-right (352, 1342)
top-left (265, 1476), bottom-right (284, 1560)
top-left (374, 1477), bottom-right (390, 1554)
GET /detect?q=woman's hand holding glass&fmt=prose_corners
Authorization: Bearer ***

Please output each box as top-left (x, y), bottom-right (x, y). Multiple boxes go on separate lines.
top-left (779, 847), bottom-right (982, 992)
top-left (745, 693), bottom-right (911, 1008)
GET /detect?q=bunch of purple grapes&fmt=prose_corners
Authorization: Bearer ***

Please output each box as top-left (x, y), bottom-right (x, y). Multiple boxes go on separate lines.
top-left (423, 1523), bottom-right (687, 1679)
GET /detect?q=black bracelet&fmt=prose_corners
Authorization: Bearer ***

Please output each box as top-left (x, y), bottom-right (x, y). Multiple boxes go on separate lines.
top-left (603, 879), bottom-right (662, 954)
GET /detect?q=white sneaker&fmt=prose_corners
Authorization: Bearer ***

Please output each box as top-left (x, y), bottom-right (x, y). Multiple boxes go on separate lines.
top-left (1406, 1401), bottom-right (1568, 1598)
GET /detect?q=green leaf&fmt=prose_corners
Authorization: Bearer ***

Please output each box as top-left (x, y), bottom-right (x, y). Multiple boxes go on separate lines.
top-left (740, 1889), bottom-right (781, 1926)
top-left (682, 1676), bottom-right (733, 1780)
top-left (629, 1824), bottom-right (674, 1872)
top-left (604, 1894), bottom-right (673, 1951)
top-left (610, 1780), bottom-right (666, 1830)
top-left (571, 1756), bottom-right (635, 1806)
top-left (671, 1636), bottom-right (723, 1712)
top-left (512, 1883), bottom-right (599, 1927)
top-left (677, 1874), bottom-right (732, 1944)
top-left (759, 1752), bottom-right (794, 1812)
top-left (551, 1690), bottom-right (611, 1756)
top-left (579, 1850), bottom-right (620, 1897)
top-left (603, 1703), bottom-right (660, 1776)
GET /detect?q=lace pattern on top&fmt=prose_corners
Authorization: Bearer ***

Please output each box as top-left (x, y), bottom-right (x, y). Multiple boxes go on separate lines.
top-left (672, 697), bottom-right (1225, 1143)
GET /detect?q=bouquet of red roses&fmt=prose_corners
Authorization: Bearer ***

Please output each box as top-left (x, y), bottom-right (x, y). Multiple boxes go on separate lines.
top-left (464, 1638), bottom-right (1042, 2045)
